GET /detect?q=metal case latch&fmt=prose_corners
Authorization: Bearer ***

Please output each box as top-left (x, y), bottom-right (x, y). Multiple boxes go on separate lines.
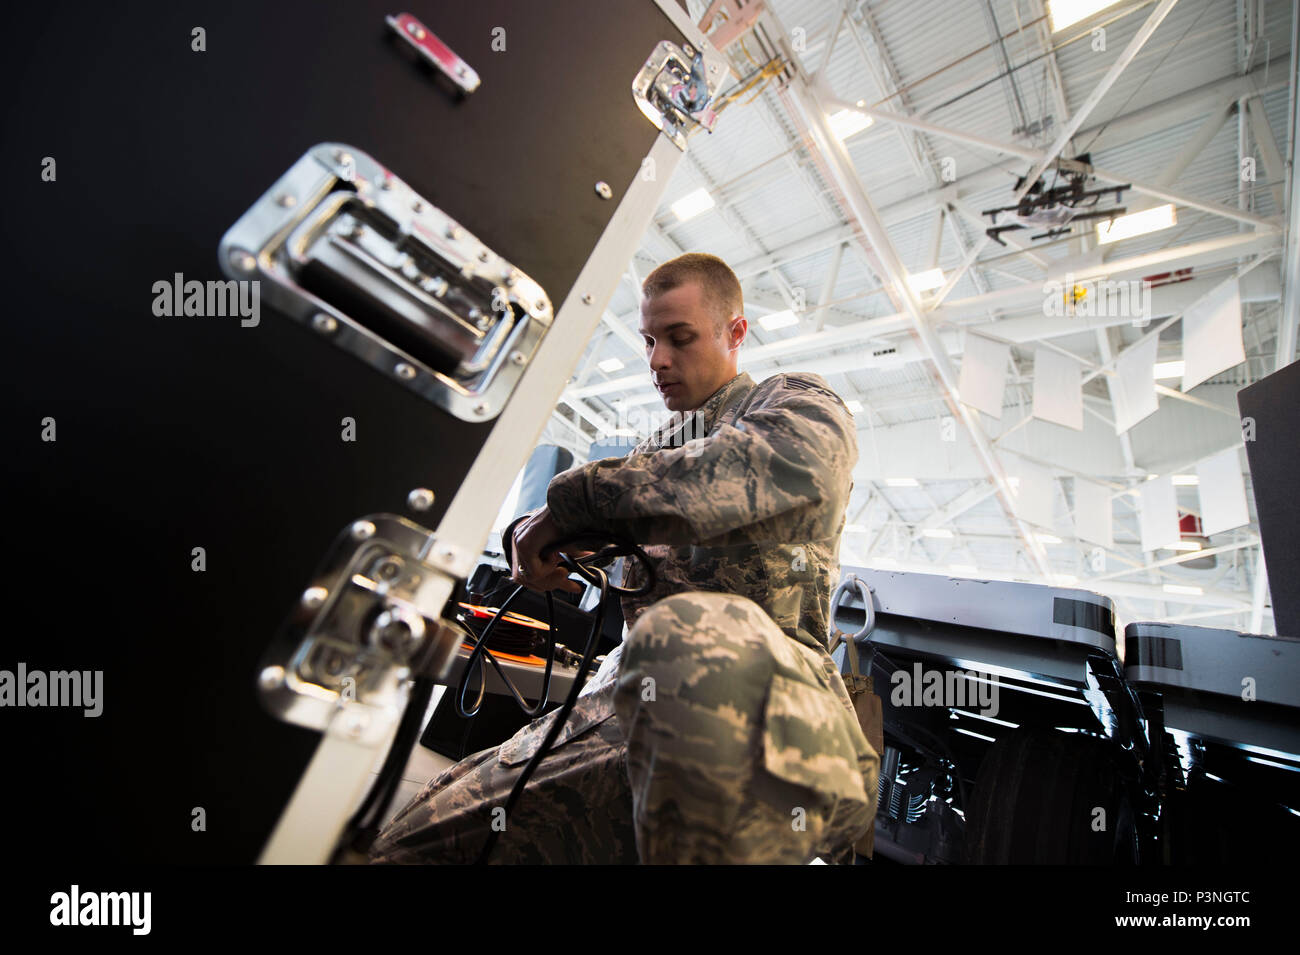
top-left (219, 144), bottom-right (552, 422)
top-left (256, 515), bottom-right (469, 742)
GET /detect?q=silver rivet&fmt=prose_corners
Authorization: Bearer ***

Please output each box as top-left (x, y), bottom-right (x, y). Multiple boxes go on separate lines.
top-left (406, 22), bottom-right (426, 40)
top-left (370, 606), bottom-right (424, 657)
top-left (412, 199), bottom-right (425, 213)
top-left (334, 149), bottom-right (354, 167)
top-left (229, 248), bottom-right (256, 272)
top-left (407, 488), bottom-right (435, 511)
top-left (595, 181), bottom-right (613, 199)
top-left (342, 712), bottom-right (368, 739)
top-left (321, 649), bottom-right (348, 678)
top-left (510, 350), bottom-right (526, 366)
top-left (582, 293), bottom-right (594, 305)
top-left (506, 271), bottom-right (519, 286)
top-left (301, 586), bottom-right (328, 609)
top-left (380, 177), bottom-right (393, 190)
top-left (536, 300), bottom-right (547, 311)
top-left (350, 520), bottom-right (376, 540)
top-left (473, 402), bottom-right (489, 415)
top-left (446, 225), bottom-right (462, 240)
top-left (684, 43), bottom-right (695, 55)
top-left (709, 64), bottom-right (718, 74)
top-left (259, 665), bottom-right (286, 690)
top-left (478, 249), bottom-right (491, 262)
top-left (456, 64), bottom-right (467, 76)
top-left (276, 193), bottom-right (297, 208)
top-left (312, 313), bottom-right (338, 334)
top-left (437, 546), bottom-right (456, 563)
top-left (374, 556), bottom-right (404, 580)
top-left (395, 362), bottom-right (416, 379)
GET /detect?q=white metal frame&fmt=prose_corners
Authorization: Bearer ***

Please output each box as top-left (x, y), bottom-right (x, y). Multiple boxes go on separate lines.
top-left (258, 1), bottom-right (730, 864)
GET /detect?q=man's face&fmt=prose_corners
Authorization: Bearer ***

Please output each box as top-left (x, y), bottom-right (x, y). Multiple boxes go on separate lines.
top-left (638, 281), bottom-right (745, 412)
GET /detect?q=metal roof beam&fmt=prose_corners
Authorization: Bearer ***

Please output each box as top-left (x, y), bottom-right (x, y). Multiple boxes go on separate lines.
top-left (827, 63), bottom-right (1282, 234)
top-left (777, 68), bottom-right (1053, 577)
top-left (908, 481), bottom-right (1000, 542)
top-left (719, 53), bottom-right (1289, 282)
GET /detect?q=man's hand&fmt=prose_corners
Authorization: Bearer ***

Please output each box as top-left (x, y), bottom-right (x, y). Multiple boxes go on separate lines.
top-left (509, 506), bottom-right (591, 595)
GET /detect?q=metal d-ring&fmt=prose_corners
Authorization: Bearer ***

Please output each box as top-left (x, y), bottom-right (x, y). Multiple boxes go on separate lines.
top-left (829, 573), bottom-right (875, 645)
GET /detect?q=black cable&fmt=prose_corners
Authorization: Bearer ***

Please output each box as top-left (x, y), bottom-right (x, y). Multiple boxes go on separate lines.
top-left (1077, 0), bottom-right (1216, 159)
top-left (454, 519), bottom-right (562, 720)
top-left (356, 677), bottom-right (435, 827)
top-left (338, 674), bottom-right (437, 857)
top-left (332, 512), bottom-right (655, 864)
top-left (456, 582), bottom-right (559, 719)
top-left (922, 3), bottom-right (1157, 118)
top-left (455, 513), bottom-right (653, 721)
top-left (455, 705), bottom-right (477, 760)
top-left (469, 518), bottom-right (655, 864)
top-left (474, 564), bottom-right (611, 865)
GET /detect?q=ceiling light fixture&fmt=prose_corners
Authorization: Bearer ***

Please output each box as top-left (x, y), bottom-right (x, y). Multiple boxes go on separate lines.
top-left (828, 108), bottom-right (873, 141)
top-left (1096, 204), bottom-right (1176, 244)
top-left (1047, 0), bottom-right (1122, 32)
top-left (670, 187), bottom-right (715, 222)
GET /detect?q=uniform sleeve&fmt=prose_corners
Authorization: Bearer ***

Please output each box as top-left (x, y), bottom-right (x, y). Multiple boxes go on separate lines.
top-left (546, 377), bottom-right (858, 546)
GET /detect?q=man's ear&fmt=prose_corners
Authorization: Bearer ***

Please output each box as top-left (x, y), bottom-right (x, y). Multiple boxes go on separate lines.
top-left (729, 315), bottom-right (747, 351)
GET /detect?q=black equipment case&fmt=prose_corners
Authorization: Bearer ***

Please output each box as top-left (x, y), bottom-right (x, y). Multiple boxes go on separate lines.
top-left (1, 0), bottom-right (727, 863)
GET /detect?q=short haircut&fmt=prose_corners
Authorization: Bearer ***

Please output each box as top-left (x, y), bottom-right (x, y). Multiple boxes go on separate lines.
top-left (641, 253), bottom-right (743, 331)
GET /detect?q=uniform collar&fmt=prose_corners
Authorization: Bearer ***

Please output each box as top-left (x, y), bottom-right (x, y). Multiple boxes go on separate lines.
top-left (649, 371), bottom-right (754, 449)
top-left (693, 370), bottom-right (754, 430)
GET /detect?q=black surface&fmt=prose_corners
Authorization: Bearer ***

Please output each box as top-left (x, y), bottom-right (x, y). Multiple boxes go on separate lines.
top-left (1238, 360), bottom-right (1300, 637)
top-left (420, 687), bottom-right (564, 762)
top-left (1052, 595), bottom-right (1116, 638)
top-left (1, 0), bottom-right (669, 863)
top-left (1125, 634), bottom-right (1184, 671)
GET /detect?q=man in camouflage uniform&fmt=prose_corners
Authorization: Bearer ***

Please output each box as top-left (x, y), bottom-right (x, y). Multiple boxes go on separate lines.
top-left (370, 253), bottom-right (878, 864)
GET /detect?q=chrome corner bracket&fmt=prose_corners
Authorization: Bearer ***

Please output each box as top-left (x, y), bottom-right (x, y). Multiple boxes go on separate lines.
top-left (219, 144), bottom-right (552, 422)
top-left (632, 40), bottom-right (728, 150)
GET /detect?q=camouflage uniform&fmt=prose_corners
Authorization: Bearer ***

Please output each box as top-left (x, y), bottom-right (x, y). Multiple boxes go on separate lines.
top-left (370, 370), bottom-right (878, 864)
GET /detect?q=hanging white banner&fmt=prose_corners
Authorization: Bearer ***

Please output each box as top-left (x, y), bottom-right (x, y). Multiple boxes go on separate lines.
top-left (1196, 446), bottom-right (1250, 535)
top-left (1138, 475), bottom-right (1181, 553)
top-left (1032, 347), bottom-right (1084, 430)
top-left (1009, 456), bottom-right (1056, 529)
top-left (1182, 276), bottom-right (1245, 392)
top-left (1073, 477), bottom-right (1114, 549)
top-left (1113, 334), bottom-right (1159, 434)
top-left (959, 332), bottom-right (1010, 419)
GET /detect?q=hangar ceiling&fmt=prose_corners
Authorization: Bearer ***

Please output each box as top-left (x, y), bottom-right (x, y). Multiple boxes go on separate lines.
top-left (539, 0), bottom-right (1296, 636)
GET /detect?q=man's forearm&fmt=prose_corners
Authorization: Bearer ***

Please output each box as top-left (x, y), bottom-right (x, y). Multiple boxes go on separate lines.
top-left (544, 392), bottom-right (854, 546)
